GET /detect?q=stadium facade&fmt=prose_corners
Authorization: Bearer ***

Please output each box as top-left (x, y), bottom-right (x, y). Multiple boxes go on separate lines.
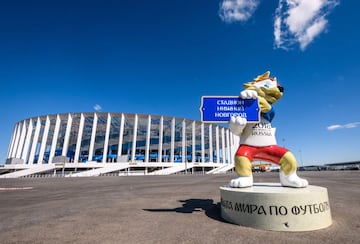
top-left (1, 112), bottom-right (238, 178)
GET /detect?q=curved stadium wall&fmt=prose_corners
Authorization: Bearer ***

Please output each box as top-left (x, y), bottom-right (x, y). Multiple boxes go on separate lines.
top-left (7, 113), bottom-right (237, 166)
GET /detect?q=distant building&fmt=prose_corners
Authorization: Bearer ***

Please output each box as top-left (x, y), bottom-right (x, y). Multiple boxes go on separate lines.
top-left (2, 113), bottom-right (238, 177)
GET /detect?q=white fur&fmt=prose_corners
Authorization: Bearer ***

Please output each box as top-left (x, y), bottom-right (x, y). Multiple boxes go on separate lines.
top-left (280, 172), bottom-right (308, 188)
top-left (230, 175), bottom-right (253, 188)
top-left (240, 90), bottom-right (258, 99)
top-left (229, 116), bottom-right (247, 135)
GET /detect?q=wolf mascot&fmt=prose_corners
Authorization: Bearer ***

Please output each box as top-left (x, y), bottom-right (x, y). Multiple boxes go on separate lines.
top-left (229, 71), bottom-right (308, 188)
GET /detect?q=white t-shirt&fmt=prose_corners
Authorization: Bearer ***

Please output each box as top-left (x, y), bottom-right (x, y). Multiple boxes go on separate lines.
top-left (240, 118), bottom-right (277, 146)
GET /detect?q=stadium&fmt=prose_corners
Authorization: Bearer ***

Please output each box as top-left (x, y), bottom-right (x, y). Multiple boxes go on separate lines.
top-left (1, 112), bottom-right (238, 178)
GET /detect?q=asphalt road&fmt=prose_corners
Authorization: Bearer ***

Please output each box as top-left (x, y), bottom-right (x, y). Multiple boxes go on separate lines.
top-left (0, 171), bottom-right (359, 244)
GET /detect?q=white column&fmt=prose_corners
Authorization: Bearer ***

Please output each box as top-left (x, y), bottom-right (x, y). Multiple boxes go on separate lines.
top-left (28, 117), bottom-right (42, 164)
top-left (7, 125), bottom-right (17, 159)
top-left (192, 121), bottom-right (195, 162)
top-left (208, 124), bottom-right (213, 162)
top-left (229, 132), bottom-right (235, 164)
top-left (74, 113), bottom-right (85, 163)
top-left (62, 113), bottom-right (73, 157)
top-left (215, 126), bottom-right (220, 163)
top-left (158, 116), bottom-right (164, 162)
top-left (226, 129), bottom-right (231, 164)
top-left (201, 123), bottom-right (205, 162)
top-left (49, 115), bottom-right (61, 164)
top-left (181, 119), bottom-right (186, 163)
top-left (170, 117), bottom-right (175, 162)
top-left (21, 119), bottom-right (33, 163)
top-left (88, 113), bottom-right (98, 162)
top-left (117, 113), bottom-right (125, 160)
top-left (10, 123), bottom-right (21, 158)
top-left (221, 127), bottom-right (225, 163)
top-left (15, 121), bottom-right (27, 159)
top-left (145, 115), bottom-right (151, 163)
top-left (131, 114), bottom-right (138, 162)
top-left (102, 113), bottom-right (112, 163)
top-left (38, 116), bottom-right (50, 164)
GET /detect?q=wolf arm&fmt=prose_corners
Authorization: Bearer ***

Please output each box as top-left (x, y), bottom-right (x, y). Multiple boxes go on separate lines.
top-left (229, 90), bottom-right (258, 135)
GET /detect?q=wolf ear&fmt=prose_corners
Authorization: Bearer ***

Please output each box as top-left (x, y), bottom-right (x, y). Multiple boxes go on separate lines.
top-left (253, 71), bottom-right (270, 82)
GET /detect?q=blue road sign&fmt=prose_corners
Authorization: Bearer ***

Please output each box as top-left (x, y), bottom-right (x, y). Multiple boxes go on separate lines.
top-left (200, 96), bottom-right (260, 123)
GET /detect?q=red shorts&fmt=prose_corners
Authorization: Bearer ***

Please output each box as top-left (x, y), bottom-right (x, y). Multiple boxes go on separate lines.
top-left (235, 145), bottom-right (288, 164)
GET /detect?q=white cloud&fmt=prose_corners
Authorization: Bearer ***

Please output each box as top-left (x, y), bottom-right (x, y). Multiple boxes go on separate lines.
top-left (327, 122), bottom-right (360, 131)
top-left (344, 122), bottom-right (360, 129)
top-left (93, 104), bottom-right (102, 111)
top-left (274, 0), bottom-right (339, 50)
top-left (327, 124), bottom-right (342, 131)
top-left (219, 0), bottom-right (259, 23)
top-left (218, 0), bottom-right (339, 50)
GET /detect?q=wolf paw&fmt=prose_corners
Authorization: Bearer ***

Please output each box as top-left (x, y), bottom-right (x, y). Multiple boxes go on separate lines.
top-left (280, 172), bottom-right (308, 188)
top-left (229, 176), bottom-right (253, 188)
top-left (229, 116), bottom-right (247, 135)
top-left (240, 90), bottom-right (258, 99)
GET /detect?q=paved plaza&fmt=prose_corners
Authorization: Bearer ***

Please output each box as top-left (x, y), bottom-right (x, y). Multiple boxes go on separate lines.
top-left (0, 171), bottom-right (359, 243)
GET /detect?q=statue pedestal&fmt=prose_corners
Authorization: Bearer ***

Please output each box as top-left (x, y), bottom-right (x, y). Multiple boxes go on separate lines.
top-left (220, 183), bottom-right (332, 231)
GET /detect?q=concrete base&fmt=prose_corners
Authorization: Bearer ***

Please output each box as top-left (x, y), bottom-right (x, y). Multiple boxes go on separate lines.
top-left (220, 183), bottom-right (332, 231)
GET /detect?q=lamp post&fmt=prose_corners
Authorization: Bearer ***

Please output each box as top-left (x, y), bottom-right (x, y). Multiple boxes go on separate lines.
top-left (299, 150), bottom-right (304, 168)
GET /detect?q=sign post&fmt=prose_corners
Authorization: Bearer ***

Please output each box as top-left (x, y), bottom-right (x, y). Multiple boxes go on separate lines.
top-left (200, 96), bottom-right (260, 123)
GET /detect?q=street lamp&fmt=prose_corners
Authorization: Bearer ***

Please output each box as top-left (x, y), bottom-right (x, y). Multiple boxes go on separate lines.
top-left (299, 150), bottom-right (304, 168)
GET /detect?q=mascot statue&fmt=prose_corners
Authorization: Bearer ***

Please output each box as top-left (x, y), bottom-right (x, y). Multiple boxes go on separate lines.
top-left (229, 71), bottom-right (308, 188)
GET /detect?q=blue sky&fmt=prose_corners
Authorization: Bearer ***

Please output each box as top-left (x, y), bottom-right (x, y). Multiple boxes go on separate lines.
top-left (0, 0), bottom-right (359, 166)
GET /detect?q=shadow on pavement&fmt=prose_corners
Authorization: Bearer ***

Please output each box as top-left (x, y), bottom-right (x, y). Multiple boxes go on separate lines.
top-left (143, 198), bottom-right (225, 222)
